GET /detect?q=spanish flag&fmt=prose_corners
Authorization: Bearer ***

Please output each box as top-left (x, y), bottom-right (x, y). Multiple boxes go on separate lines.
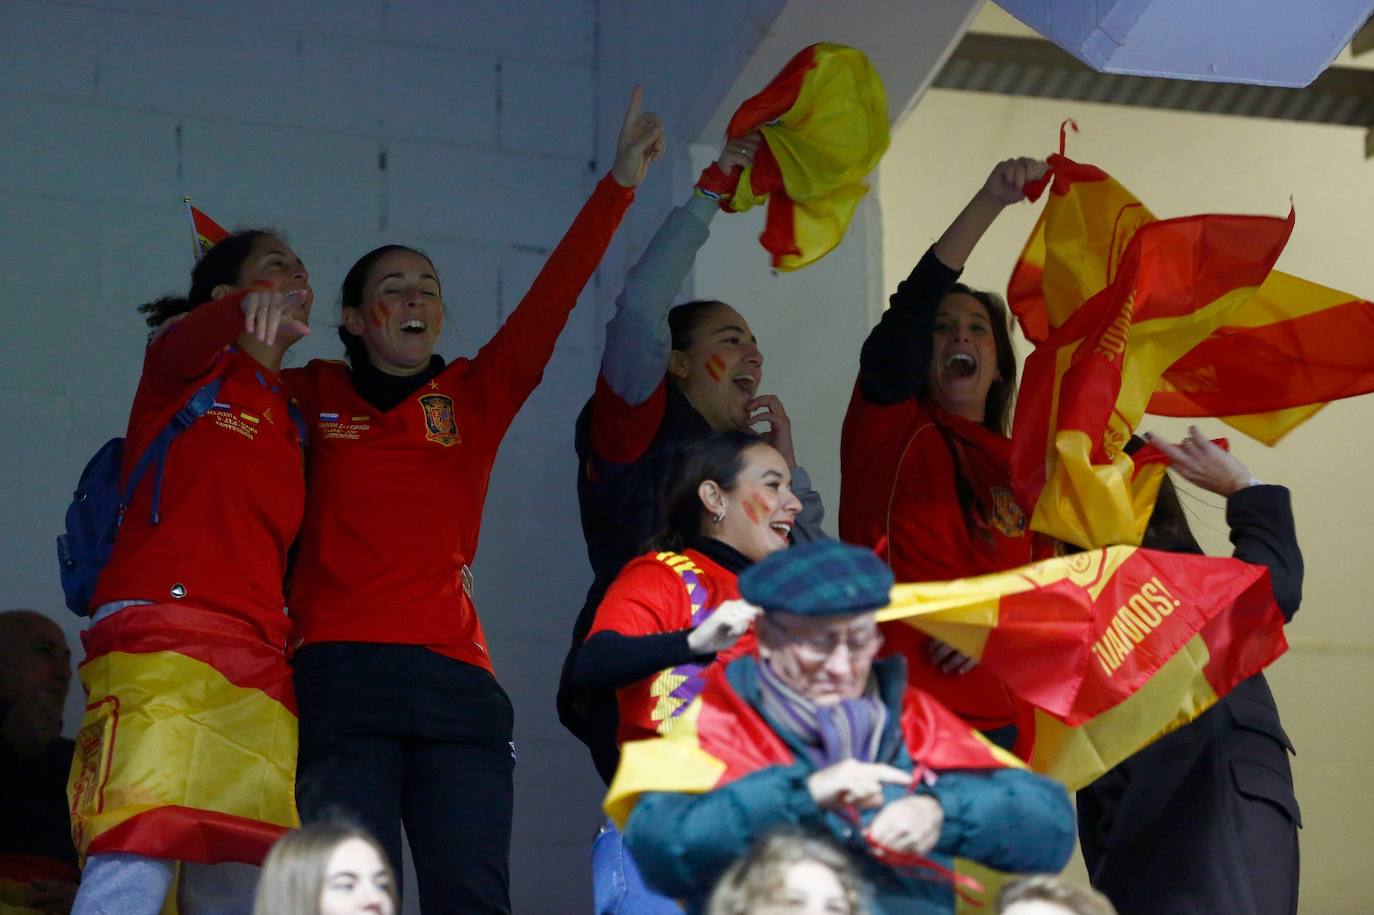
top-left (878, 545), bottom-right (1287, 789)
top-left (1009, 134), bottom-right (1374, 453)
top-left (605, 659), bottom-right (1013, 830)
top-left (184, 197), bottom-right (229, 262)
top-left (721, 43), bottom-right (889, 271)
top-left (68, 604), bottom-right (298, 867)
top-left (1010, 148), bottom-right (1295, 548)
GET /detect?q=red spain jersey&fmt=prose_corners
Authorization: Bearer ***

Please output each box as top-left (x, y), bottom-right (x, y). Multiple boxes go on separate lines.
top-left (92, 294), bottom-right (304, 642)
top-left (285, 174), bottom-right (634, 672)
top-left (839, 382), bottom-right (1038, 730)
top-left (589, 549), bottom-right (751, 746)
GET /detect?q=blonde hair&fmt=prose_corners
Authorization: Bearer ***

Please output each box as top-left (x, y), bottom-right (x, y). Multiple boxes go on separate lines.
top-left (706, 828), bottom-right (870, 915)
top-left (998, 876), bottom-right (1117, 915)
top-left (252, 822), bottom-right (396, 915)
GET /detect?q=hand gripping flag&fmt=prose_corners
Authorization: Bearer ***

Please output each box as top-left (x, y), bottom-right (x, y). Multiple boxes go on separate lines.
top-left (720, 43), bottom-right (889, 271)
top-left (67, 604), bottom-right (298, 867)
top-left (1008, 135), bottom-right (1297, 549)
top-left (184, 197), bottom-right (229, 262)
top-left (1010, 125), bottom-right (1374, 453)
top-left (878, 545), bottom-right (1287, 790)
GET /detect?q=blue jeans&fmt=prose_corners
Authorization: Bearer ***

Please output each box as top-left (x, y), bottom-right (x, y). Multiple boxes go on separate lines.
top-left (73, 853), bottom-right (258, 915)
top-left (591, 820), bottom-right (682, 914)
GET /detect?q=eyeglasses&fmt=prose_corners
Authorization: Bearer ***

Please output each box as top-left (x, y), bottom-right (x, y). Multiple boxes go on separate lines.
top-left (766, 616), bottom-right (884, 662)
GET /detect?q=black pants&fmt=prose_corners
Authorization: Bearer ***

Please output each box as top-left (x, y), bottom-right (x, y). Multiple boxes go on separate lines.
top-left (294, 643), bottom-right (516, 914)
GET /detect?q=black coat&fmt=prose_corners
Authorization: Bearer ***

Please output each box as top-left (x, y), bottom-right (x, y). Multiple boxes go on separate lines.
top-left (1078, 484), bottom-right (1303, 915)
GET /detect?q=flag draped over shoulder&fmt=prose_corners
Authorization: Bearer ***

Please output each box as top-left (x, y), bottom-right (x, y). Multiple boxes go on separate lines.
top-left (1009, 148), bottom-right (1296, 549)
top-left (722, 43), bottom-right (889, 271)
top-left (604, 660), bottom-right (1010, 830)
top-left (68, 605), bottom-right (298, 865)
top-left (878, 545), bottom-right (1287, 789)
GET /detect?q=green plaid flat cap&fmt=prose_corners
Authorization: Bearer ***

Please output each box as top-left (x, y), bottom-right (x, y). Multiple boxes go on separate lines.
top-left (739, 540), bottom-right (893, 617)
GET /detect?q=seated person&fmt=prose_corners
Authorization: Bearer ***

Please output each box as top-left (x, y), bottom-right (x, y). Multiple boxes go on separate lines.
top-left (0, 609), bottom-right (79, 914)
top-left (613, 541), bottom-right (1075, 914)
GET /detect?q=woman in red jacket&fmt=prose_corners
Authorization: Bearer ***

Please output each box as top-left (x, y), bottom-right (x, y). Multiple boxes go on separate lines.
top-left (71, 230), bottom-right (312, 915)
top-left (282, 90), bottom-right (663, 914)
top-left (839, 157), bottom-right (1047, 740)
top-left (574, 429), bottom-right (802, 914)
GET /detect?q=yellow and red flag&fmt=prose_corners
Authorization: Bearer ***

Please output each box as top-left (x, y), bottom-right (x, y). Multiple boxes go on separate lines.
top-left (1009, 146), bottom-right (1295, 548)
top-left (1009, 130), bottom-right (1374, 455)
top-left (68, 604), bottom-right (298, 867)
top-left (721, 43), bottom-right (889, 271)
top-left (878, 545), bottom-right (1286, 790)
top-left (184, 197), bottom-right (229, 262)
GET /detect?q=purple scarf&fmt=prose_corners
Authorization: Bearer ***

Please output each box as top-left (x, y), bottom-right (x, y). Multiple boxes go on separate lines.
top-left (756, 657), bottom-right (888, 768)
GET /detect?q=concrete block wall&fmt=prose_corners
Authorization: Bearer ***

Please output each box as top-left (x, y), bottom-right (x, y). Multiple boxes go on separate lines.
top-left (0, 1), bottom-right (789, 910)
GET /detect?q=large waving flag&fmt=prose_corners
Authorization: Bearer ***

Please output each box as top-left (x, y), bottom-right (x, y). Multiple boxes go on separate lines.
top-left (721, 43), bottom-right (889, 271)
top-left (1009, 147), bottom-right (1295, 548)
top-left (1009, 130), bottom-right (1374, 450)
top-left (68, 605), bottom-right (298, 867)
top-left (878, 545), bottom-right (1286, 790)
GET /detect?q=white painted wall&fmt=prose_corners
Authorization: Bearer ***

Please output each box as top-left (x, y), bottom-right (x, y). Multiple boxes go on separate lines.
top-left (0, 1), bottom-right (789, 910)
top-left (881, 74), bottom-right (1374, 914)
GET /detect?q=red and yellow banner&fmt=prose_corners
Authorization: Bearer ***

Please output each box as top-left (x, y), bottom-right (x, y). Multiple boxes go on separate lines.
top-left (1009, 138), bottom-right (1374, 451)
top-left (68, 604), bottom-right (298, 867)
top-left (723, 42), bottom-right (889, 271)
top-left (878, 545), bottom-right (1286, 790)
top-left (1009, 150), bottom-right (1296, 549)
top-left (604, 660), bottom-right (1015, 830)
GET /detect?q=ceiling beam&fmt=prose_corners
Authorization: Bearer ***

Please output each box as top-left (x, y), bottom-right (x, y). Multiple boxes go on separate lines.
top-left (933, 33), bottom-right (1374, 157)
top-left (1353, 16), bottom-right (1374, 56)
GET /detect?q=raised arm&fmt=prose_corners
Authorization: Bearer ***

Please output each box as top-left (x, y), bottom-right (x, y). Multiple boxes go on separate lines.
top-left (468, 87), bottom-right (662, 423)
top-left (859, 158), bottom-right (1046, 406)
top-left (1146, 426), bottom-right (1303, 620)
top-left (601, 135), bottom-right (760, 407)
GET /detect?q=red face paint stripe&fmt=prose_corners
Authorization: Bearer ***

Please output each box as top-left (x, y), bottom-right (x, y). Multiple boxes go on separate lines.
top-left (706, 354), bottom-right (726, 382)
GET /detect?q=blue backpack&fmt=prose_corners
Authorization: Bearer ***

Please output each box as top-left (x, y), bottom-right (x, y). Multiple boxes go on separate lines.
top-left (56, 379), bottom-right (224, 616)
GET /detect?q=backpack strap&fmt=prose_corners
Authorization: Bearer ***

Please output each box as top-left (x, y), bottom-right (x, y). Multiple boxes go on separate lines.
top-left (121, 377), bottom-right (223, 525)
top-left (286, 397), bottom-right (308, 449)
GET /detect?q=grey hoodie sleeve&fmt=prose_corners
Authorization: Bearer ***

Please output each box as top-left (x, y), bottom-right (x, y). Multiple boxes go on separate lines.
top-left (600, 194), bottom-right (719, 406)
top-left (788, 465), bottom-right (829, 543)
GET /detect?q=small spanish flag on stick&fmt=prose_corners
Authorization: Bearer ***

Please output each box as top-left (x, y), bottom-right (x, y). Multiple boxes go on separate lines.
top-left (184, 196), bottom-right (229, 261)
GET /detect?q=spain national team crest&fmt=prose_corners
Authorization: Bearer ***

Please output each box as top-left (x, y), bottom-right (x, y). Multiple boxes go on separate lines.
top-left (986, 485), bottom-right (1027, 537)
top-left (418, 393), bottom-right (460, 446)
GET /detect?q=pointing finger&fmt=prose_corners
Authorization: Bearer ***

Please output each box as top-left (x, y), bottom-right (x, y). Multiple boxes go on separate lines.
top-left (622, 84), bottom-right (643, 133)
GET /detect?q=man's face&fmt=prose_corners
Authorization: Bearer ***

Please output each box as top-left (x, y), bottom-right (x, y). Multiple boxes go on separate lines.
top-left (0, 612), bottom-right (72, 713)
top-left (760, 611), bottom-right (883, 705)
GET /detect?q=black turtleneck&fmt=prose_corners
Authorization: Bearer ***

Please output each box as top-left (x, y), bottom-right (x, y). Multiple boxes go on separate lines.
top-left (571, 537), bottom-right (752, 691)
top-left (348, 354), bottom-right (447, 412)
